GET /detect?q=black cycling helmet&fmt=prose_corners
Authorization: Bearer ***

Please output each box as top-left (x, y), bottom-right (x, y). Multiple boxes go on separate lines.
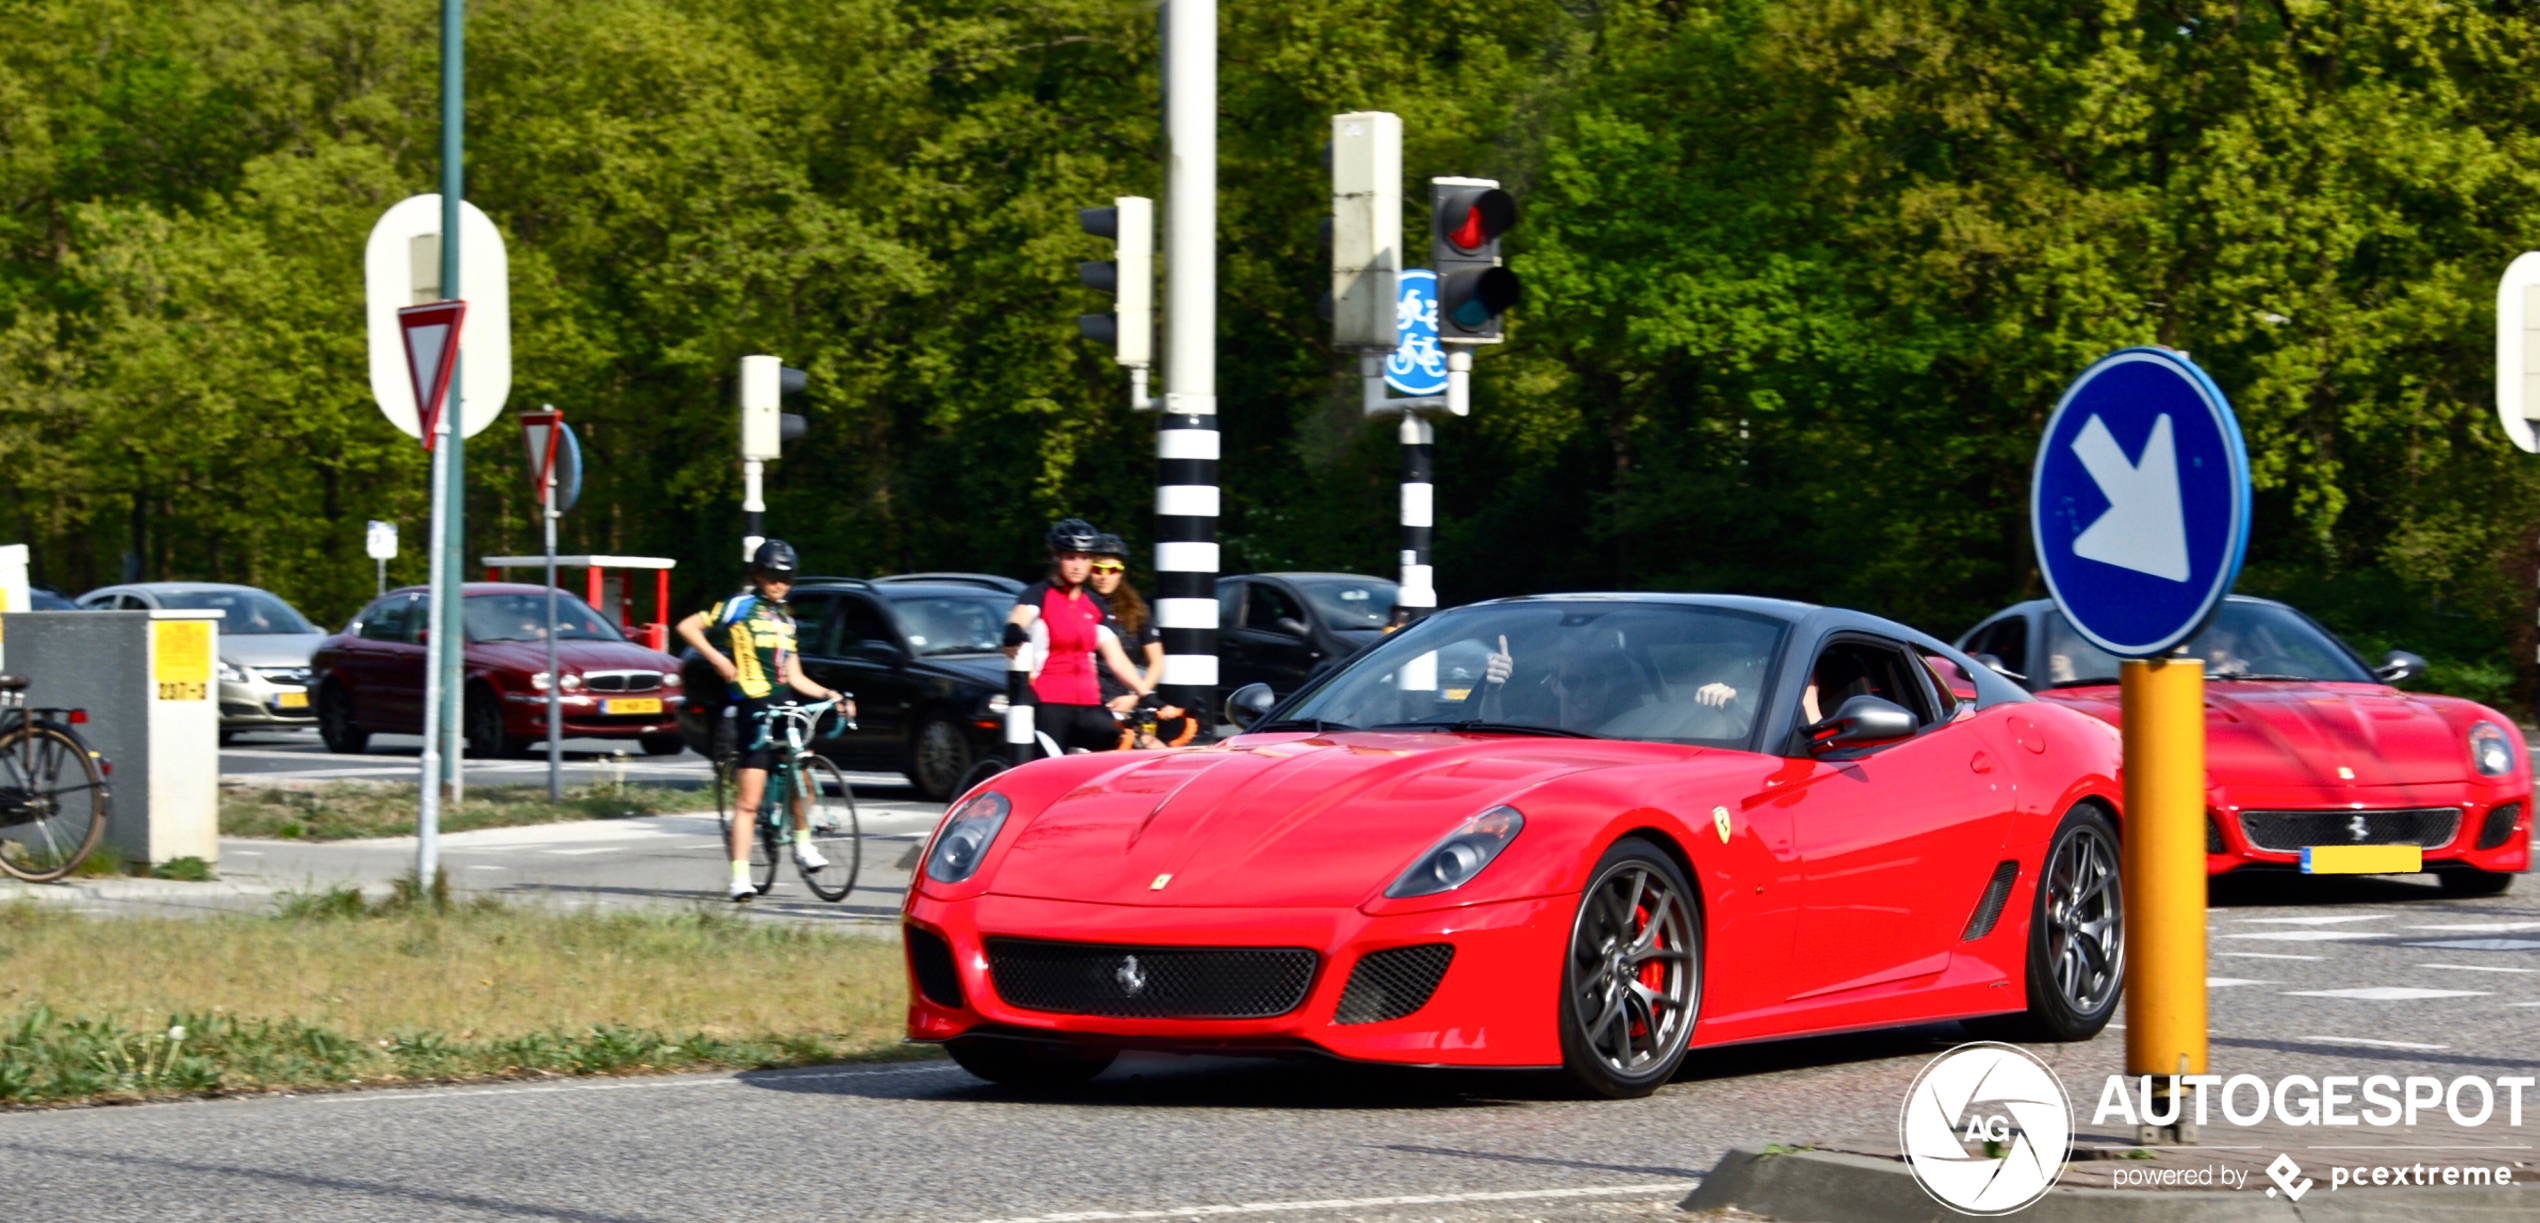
top-left (1092, 533), bottom-right (1127, 559)
top-left (1046, 518), bottom-right (1102, 554)
top-left (750, 538), bottom-right (799, 577)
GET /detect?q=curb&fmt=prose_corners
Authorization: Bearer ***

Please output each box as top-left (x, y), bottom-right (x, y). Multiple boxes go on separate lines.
top-left (1679, 1145), bottom-right (2540, 1221)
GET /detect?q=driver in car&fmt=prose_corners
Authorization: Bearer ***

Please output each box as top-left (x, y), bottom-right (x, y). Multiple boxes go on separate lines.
top-left (1480, 634), bottom-right (1738, 729)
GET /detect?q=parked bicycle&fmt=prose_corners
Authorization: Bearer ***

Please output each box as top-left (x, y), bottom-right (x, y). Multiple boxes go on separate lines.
top-left (0, 673), bottom-right (111, 882)
top-left (721, 697), bottom-right (860, 902)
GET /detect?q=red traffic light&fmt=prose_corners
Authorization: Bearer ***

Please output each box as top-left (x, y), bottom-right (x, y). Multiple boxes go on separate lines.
top-left (1436, 188), bottom-right (1516, 253)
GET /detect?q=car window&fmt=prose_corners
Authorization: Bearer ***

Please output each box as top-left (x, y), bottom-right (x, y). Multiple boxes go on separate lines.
top-left (1922, 652), bottom-right (1976, 712)
top-left (888, 594), bottom-right (1011, 656)
top-left (1970, 616), bottom-right (2028, 678)
top-left (153, 589), bottom-right (316, 635)
top-left (114, 594), bottom-right (148, 610)
top-left (359, 595), bottom-right (420, 643)
top-left (1279, 602), bottom-right (1788, 746)
top-left (1245, 583), bottom-right (1305, 632)
top-left (1217, 580), bottom-right (1244, 629)
top-left (835, 597), bottom-right (900, 656)
top-left (1800, 639), bottom-right (1938, 730)
top-left (1295, 578), bottom-right (1398, 631)
top-left (461, 592), bottom-right (624, 643)
top-left (786, 592), bottom-right (839, 656)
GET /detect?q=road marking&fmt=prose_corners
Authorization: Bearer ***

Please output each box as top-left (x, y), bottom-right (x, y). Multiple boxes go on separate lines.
top-left (2299, 1035), bottom-right (2451, 1050)
top-left (2403, 939), bottom-right (2540, 951)
top-left (2239, 915), bottom-right (2384, 925)
top-left (959, 1182), bottom-right (1699, 1223)
top-left (2207, 978), bottom-right (2275, 987)
top-left (295, 1061), bottom-right (959, 1105)
top-left (2283, 987), bottom-right (2489, 1001)
top-left (2219, 952), bottom-right (2324, 960)
top-left (2223, 931), bottom-right (2385, 942)
top-left (538, 847), bottom-right (626, 856)
top-left (2417, 963), bottom-right (2538, 974)
top-left (2408, 921), bottom-right (2540, 932)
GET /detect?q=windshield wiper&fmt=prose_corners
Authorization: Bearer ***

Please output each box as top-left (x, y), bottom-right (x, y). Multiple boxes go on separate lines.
top-left (2210, 672), bottom-right (2317, 683)
top-left (1255, 718), bottom-right (1357, 733)
top-left (1375, 720), bottom-right (1598, 739)
top-left (2045, 678), bottom-right (2120, 689)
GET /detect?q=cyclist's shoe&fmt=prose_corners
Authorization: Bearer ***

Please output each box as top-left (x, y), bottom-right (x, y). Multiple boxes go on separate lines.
top-left (728, 876), bottom-right (758, 903)
top-left (793, 841), bottom-right (830, 872)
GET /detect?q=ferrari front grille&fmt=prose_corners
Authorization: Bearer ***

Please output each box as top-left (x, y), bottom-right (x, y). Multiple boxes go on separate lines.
top-left (2236, 808), bottom-right (2461, 853)
top-left (2475, 803), bottom-right (2524, 851)
top-left (1333, 944), bottom-right (1454, 1025)
top-left (984, 938), bottom-right (1317, 1020)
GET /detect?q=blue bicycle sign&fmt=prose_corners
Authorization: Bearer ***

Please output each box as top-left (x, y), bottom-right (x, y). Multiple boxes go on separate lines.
top-left (1386, 270), bottom-right (1447, 396)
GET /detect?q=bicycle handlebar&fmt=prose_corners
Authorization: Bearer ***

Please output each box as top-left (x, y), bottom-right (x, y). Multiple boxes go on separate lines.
top-left (745, 695), bottom-right (857, 754)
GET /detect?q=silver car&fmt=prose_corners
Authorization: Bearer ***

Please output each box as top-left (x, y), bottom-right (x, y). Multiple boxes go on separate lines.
top-left (75, 582), bottom-right (325, 740)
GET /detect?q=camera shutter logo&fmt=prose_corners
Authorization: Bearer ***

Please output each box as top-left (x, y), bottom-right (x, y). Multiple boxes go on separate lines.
top-left (1899, 1042), bottom-right (2072, 1215)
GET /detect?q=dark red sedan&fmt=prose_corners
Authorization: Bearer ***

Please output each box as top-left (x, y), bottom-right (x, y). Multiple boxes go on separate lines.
top-left (312, 583), bottom-right (687, 757)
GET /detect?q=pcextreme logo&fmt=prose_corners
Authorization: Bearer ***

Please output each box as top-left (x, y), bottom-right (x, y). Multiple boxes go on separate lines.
top-left (1900, 1042), bottom-right (2073, 1215)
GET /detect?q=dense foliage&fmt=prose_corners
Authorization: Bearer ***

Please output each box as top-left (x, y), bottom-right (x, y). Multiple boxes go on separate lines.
top-left (3, 0), bottom-right (2534, 704)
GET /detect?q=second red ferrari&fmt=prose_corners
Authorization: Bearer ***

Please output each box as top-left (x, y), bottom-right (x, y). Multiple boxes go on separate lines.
top-left (904, 595), bottom-right (2125, 1096)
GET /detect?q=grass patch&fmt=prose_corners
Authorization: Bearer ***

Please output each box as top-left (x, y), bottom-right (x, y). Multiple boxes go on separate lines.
top-left (0, 895), bottom-right (914, 1105)
top-left (222, 780), bottom-right (700, 841)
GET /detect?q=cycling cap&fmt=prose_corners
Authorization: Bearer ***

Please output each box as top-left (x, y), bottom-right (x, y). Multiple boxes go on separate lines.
top-left (750, 539), bottom-right (799, 576)
top-left (1046, 518), bottom-right (1102, 554)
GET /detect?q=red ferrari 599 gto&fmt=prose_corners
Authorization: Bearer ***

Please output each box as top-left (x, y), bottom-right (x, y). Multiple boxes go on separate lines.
top-left (903, 595), bottom-right (2130, 1096)
top-left (1960, 595), bottom-right (2531, 895)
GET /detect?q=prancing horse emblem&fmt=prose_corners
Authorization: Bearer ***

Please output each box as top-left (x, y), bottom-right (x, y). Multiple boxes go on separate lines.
top-left (1116, 955), bottom-right (1148, 996)
top-left (2348, 814), bottom-right (2371, 842)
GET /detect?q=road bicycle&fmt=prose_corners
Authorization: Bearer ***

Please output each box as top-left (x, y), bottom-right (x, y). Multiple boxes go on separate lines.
top-left (725, 697), bottom-right (860, 902)
top-left (0, 673), bottom-right (111, 883)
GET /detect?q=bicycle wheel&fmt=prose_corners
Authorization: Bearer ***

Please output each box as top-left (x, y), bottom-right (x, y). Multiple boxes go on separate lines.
top-left (795, 756), bottom-right (861, 902)
top-left (0, 724), bottom-right (110, 883)
top-left (749, 779), bottom-right (782, 897)
top-left (712, 752), bottom-right (735, 839)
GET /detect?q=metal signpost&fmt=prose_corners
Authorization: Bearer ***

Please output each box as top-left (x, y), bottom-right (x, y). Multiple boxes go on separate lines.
top-left (2494, 254), bottom-right (2540, 711)
top-left (366, 520), bottom-right (398, 596)
top-left (519, 408), bottom-right (565, 802)
top-left (2031, 347), bottom-right (2250, 1140)
top-left (1382, 269), bottom-right (1449, 620)
top-left (1153, 0), bottom-right (1219, 735)
top-left (397, 299), bottom-right (467, 882)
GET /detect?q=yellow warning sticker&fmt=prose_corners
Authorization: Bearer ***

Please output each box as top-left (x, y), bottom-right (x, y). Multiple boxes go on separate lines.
top-left (154, 620), bottom-right (213, 685)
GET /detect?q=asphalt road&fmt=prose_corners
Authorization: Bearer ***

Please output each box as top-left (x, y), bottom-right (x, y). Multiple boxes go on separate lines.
top-left (219, 726), bottom-right (733, 793)
top-left (3, 871), bottom-right (2534, 1221)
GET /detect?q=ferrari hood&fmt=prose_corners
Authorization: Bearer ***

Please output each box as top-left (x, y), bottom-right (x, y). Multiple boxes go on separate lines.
top-left (986, 735), bottom-right (1663, 908)
top-left (2040, 682), bottom-right (2475, 788)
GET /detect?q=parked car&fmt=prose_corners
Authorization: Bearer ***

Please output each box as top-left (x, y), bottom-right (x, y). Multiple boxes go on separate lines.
top-left (903, 594), bottom-right (2124, 1093)
top-left (28, 585), bottom-right (74, 611)
top-left (676, 575), bottom-right (1017, 800)
top-left (1214, 572), bottom-right (1398, 697)
top-left (311, 582), bottom-right (686, 757)
top-left (1959, 594), bottom-right (2531, 895)
top-left (75, 581), bottom-right (324, 740)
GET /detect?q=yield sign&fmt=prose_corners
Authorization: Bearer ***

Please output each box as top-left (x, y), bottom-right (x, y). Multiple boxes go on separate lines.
top-left (398, 300), bottom-right (467, 450)
top-left (518, 408), bottom-right (561, 493)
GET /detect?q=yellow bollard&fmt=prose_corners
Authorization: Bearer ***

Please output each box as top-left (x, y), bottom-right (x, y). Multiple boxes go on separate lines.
top-left (2122, 656), bottom-right (2206, 1081)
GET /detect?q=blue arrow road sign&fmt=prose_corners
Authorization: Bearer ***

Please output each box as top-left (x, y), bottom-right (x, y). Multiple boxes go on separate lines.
top-left (2031, 347), bottom-right (2250, 658)
top-left (1386, 269), bottom-right (1447, 396)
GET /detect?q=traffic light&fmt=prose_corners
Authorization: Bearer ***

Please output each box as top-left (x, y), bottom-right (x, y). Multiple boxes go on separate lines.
top-left (1329, 112), bottom-right (1402, 350)
top-left (1075, 197), bottom-right (1152, 366)
top-left (1430, 177), bottom-right (1522, 343)
top-left (737, 354), bottom-right (807, 461)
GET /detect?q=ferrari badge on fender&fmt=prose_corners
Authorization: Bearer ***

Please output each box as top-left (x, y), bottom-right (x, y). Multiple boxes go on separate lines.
top-left (1712, 806), bottom-right (1732, 843)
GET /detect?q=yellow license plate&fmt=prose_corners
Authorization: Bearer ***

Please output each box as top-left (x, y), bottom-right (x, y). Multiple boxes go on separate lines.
top-left (274, 691), bottom-right (309, 709)
top-left (603, 697), bottom-right (663, 716)
top-left (2301, 844), bottom-right (2422, 875)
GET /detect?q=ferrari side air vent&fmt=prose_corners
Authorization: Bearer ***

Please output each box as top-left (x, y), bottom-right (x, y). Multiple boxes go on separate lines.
top-left (1961, 861), bottom-right (2020, 942)
top-left (905, 925), bottom-right (965, 1009)
top-left (2206, 814), bottom-right (2226, 855)
top-left (2476, 803), bottom-right (2523, 851)
top-left (1333, 944), bottom-right (1455, 1025)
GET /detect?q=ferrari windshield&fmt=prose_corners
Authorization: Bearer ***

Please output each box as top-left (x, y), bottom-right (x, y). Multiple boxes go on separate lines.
top-left (1272, 601), bottom-right (1788, 745)
top-left (2040, 600), bottom-right (2372, 687)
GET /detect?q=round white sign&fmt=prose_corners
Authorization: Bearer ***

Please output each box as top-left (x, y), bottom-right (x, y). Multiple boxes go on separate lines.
top-left (1898, 1041), bottom-right (2072, 1216)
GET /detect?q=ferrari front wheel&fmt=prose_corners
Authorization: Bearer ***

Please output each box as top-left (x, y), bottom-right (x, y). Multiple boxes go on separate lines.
top-left (1557, 838), bottom-right (1701, 1099)
top-left (1981, 804), bottom-right (2124, 1042)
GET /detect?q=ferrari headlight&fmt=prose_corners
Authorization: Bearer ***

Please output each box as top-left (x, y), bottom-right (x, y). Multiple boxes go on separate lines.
top-left (925, 791), bottom-right (1011, 883)
top-left (1386, 806), bottom-right (1525, 899)
top-left (2469, 721), bottom-right (2515, 777)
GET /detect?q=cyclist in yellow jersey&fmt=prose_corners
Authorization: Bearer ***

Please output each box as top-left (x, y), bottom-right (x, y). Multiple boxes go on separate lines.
top-left (675, 540), bottom-right (853, 901)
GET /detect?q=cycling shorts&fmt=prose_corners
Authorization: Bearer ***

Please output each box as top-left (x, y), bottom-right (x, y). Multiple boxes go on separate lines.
top-left (730, 696), bottom-right (794, 771)
top-left (1035, 701), bottom-right (1124, 753)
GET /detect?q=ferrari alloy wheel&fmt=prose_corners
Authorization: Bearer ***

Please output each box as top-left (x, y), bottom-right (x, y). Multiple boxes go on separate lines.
top-left (1558, 839), bottom-right (1700, 1098)
top-left (947, 1037), bottom-right (1116, 1090)
top-left (1983, 805), bottom-right (2124, 1042)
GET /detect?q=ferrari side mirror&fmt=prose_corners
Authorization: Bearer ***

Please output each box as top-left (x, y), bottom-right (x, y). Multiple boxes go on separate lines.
top-left (1806, 694), bottom-right (1917, 753)
top-left (1224, 682), bottom-right (1277, 730)
top-left (1973, 652), bottom-right (2026, 683)
top-left (2374, 649), bottom-right (2426, 685)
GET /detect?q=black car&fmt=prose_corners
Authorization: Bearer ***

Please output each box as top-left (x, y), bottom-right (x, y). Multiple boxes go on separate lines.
top-left (676, 575), bottom-right (1015, 800)
top-left (1214, 572), bottom-right (1398, 698)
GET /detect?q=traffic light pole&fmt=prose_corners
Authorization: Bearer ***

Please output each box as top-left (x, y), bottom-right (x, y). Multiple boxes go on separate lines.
top-left (417, 0), bottom-right (466, 884)
top-left (1154, 0), bottom-right (1218, 736)
top-left (741, 459), bottom-right (765, 559)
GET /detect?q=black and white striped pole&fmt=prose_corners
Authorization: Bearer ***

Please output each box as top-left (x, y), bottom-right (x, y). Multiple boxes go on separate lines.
top-left (1153, 0), bottom-right (1220, 733)
top-left (1004, 647), bottom-right (1034, 767)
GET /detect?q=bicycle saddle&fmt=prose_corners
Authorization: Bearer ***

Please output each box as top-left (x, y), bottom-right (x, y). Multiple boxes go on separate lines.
top-left (0, 673), bottom-right (27, 691)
